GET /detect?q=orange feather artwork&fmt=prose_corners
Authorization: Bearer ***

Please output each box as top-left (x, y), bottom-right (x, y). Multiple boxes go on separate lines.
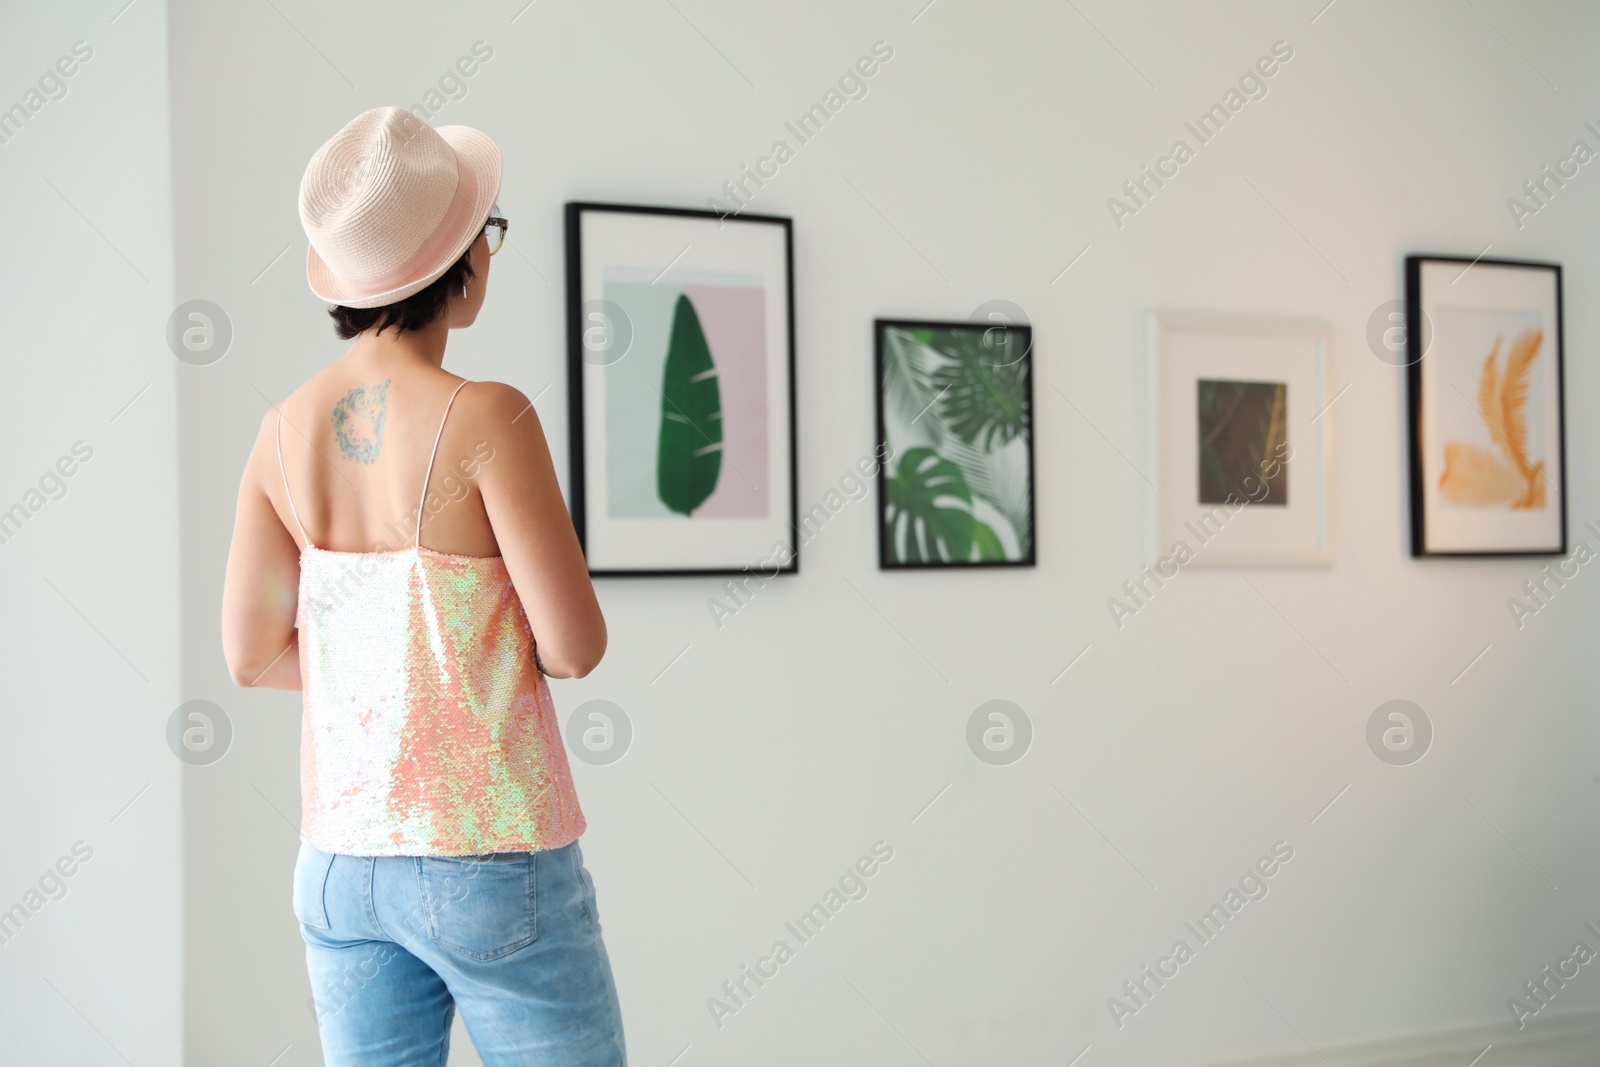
top-left (1437, 328), bottom-right (1546, 510)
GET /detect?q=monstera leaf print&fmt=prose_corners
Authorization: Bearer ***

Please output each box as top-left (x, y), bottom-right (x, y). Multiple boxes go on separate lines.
top-left (885, 447), bottom-right (976, 563)
top-left (657, 293), bottom-right (723, 516)
top-left (971, 519), bottom-right (1006, 561)
top-left (943, 435), bottom-right (1031, 560)
top-left (929, 328), bottom-right (1028, 451)
top-left (1438, 328), bottom-right (1546, 510)
top-left (880, 326), bottom-right (1032, 561)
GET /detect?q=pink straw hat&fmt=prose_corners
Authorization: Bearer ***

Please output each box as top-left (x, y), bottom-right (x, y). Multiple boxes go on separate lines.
top-left (298, 107), bottom-right (502, 309)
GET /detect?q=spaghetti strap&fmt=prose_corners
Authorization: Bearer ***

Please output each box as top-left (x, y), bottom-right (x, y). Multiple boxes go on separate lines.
top-left (274, 406), bottom-right (313, 549)
top-left (415, 380), bottom-right (472, 547)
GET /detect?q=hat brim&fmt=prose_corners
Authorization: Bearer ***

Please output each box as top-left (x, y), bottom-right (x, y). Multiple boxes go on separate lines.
top-left (306, 125), bottom-right (502, 310)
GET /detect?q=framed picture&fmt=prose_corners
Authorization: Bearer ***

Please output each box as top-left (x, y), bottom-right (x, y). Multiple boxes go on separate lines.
top-left (565, 202), bottom-right (797, 576)
top-left (1147, 312), bottom-right (1332, 567)
top-left (874, 319), bottom-right (1036, 568)
top-left (1406, 255), bottom-right (1565, 557)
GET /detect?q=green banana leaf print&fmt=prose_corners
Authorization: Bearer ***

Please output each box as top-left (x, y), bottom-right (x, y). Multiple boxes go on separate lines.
top-left (657, 293), bottom-right (723, 516)
top-left (885, 447), bottom-right (976, 563)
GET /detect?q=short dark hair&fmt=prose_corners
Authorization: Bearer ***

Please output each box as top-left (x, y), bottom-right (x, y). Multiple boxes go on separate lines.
top-left (328, 247), bottom-right (476, 340)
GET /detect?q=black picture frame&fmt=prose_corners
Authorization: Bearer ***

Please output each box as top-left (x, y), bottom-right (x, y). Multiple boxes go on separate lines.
top-left (873, 318), bottom-right (1037, 569)
top-left (1405, 254), bottom-right (1566, 557)
top-left (565, 201), bottom-right (799, 577)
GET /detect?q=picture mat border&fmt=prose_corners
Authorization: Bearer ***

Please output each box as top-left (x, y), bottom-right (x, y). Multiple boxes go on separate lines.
top-left (1405, 254), bottom-right (1567, 558)
top-left (1145, 311), bottom-right (1334, 568)
top-left (872, 317), bottom-right (1039, 570)
top-left (564, 201), bottom-right (799, 577)
top-left (579, 222), bottom-right (782, 554)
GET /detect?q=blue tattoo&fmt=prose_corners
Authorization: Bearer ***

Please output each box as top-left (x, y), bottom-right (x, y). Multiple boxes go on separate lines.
top-left (331, 379), bottom-right (390, 464)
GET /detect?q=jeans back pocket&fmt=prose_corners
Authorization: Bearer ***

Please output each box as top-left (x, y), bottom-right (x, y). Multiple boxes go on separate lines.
top-left (292, 843), bottom-right (335, 931)
top-left (418, 853), bottom-right (537, 961)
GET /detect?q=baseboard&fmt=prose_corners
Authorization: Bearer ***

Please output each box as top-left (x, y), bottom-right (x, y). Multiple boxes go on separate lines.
top-left (1200, 1006), bottom-right (1600, 1066)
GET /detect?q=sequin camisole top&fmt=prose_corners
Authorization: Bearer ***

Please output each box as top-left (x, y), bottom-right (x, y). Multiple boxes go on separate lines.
top-left (275, 380), bottom-right (586, 857)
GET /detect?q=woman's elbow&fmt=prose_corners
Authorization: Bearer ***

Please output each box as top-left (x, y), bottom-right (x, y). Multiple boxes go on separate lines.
top-left (224, 638), bottom-right (288, 688)
top-left (545, 651), bottom-right (603, 680)
top-left (542, 634), bottom-right (606, 679)
top-left (226, 653), bottom-right (265, 688)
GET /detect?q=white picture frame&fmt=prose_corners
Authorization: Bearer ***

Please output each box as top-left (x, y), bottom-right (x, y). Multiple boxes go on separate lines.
top-left (1146, 312), bottom-right (1333, 568)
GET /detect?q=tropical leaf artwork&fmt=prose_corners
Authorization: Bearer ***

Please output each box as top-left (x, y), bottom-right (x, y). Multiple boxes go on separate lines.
top-left (882, 327), bottom-right (942, 443)
top-left (880, 325), bottom-right (1032, 565)
top-left (942, 435), bottom-right (1030, 559)
top-left (885, 448), bottom-right (975, 563)
top-left (1438, 328), bottom-right (1546, 510)
top-left (657, 293), bottom-right (723, 516)
top-left (929, 328), bottom-right (1029, 451)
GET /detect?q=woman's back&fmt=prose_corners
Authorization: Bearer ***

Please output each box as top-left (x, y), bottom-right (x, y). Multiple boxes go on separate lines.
top-left (228, 342), bottom-right (605, 687)
top-left (271, 357), bottom-right (502, 558)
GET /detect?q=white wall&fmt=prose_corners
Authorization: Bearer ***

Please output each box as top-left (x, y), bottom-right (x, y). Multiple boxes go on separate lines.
top-left (162, 1), bottom-right (1600, 1065)
top-left (0, 1), bottom-right (182, 1064)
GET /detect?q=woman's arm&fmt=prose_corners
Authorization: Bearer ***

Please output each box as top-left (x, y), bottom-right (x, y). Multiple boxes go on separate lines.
top-left (221, 413), bottom-right (304, 690)
top-left (471, 383), bottom-right (606, 679)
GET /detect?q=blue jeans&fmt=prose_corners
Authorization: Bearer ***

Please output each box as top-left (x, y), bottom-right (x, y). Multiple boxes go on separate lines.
top-left (294, 838), bottom-right (627, 1066)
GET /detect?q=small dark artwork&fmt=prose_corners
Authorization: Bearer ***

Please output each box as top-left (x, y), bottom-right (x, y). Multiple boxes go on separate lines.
top-left (1197, 379), bottom-right (1287, 504)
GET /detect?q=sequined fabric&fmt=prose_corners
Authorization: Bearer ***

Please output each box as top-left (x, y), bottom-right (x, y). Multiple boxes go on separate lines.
top-left (296, 544), bottom-right (586, 856)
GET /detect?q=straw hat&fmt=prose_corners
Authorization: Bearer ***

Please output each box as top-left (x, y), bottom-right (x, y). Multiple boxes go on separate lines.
top-left (298, 106), bottom-right (502, 309)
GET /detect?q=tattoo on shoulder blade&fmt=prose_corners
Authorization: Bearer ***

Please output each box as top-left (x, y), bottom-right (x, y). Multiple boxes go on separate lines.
top-left (331, 379), bottom-right (391, 464)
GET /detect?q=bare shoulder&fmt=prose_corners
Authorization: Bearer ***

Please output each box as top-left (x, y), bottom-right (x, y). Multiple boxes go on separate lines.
top-left (252, 405), bottom-right (278, 442)
top-left (257, 375), bottom-right (325, 431)
top-left (244, 380), bottom-right (319, 485)
top-left (456, 380), bottom-right (550, 443)
top-left (452, 381), bottom-right (560, 495)
top-left (459, 380), bottom-right (540, 421)
top-left (243, 404), bottom-right (284, 480)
